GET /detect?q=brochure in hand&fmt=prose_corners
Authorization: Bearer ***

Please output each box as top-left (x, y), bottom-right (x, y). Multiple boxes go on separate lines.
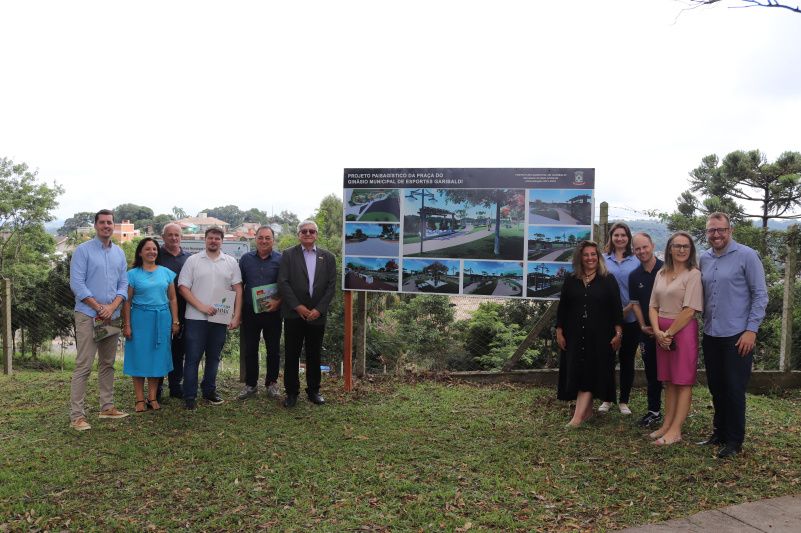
top-left (208, 289), bottom-right (236, 325)
top-left (93, 317), bottom-right (123, 342)
top-left (252, 283), bottom-right (278, 313)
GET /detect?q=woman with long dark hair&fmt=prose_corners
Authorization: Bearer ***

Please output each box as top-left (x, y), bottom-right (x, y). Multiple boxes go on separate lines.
top-left (648, 231), bottom-right (703, 445)
top-left (122, 238), bottom-right (180, 411)
top-left (556, 241), bottom-right (623, 427)
top-left (600, 221), bottom-right (640, 415)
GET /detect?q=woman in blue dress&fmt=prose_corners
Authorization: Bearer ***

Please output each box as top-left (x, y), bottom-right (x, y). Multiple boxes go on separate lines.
top-left (122, 238), bottom-right (180, 412)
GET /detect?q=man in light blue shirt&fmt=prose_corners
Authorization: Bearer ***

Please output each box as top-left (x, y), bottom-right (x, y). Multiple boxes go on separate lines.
top-left (699, 212), bottom-right (768, 459)
top-left (68, 209), bottom-right (130, 430)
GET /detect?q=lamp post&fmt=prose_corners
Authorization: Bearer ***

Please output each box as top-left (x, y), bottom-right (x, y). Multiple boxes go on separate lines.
top-left (405, 188), bottom-right (435, 255)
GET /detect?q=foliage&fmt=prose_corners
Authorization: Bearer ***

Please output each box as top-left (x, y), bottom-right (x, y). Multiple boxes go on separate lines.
top-left (687, 0), bottom-right (801, 14)
top-left (378, 295), bottom-right (459, 371)
top-left (456, 300), bottom-right (551, 371)
top-left (0, 157), bottom-right (63, 274)
top-left (112, 203), bottom-right (155, 227)
top-left (664, 151), bottom-right (801, 249)
top-left (136, 213), bottom-right (175, 235)
top-left (441, 189), bottom-right (524, 256)
top-left (203, 204), bottom-right (245, 227)
top-left (2, 371), bottom-right (801, 531)
top-left (57, 211), bottom-right (94, 236)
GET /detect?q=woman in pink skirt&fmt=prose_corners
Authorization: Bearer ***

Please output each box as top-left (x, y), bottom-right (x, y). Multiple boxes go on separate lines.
top-left (647, 231), bottom-right (703, 446)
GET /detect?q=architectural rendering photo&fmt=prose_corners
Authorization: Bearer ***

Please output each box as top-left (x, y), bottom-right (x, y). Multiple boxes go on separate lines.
top-left (402, 188), bottom-right (525, 260)
top-left (527, 226), bottom-right (591, 261)
top-left (345, 189), bottom-right (401, 222)
top-left (344, 256), bottom-right (399, 291)
top-left (462, 260), bottom-right (524, 297)
top-left (401, 258), bottom-right (460, 294)
top-left (527, 262), bottom-right (572, 298)
top-left (528, 189), bottom-right (592, 225)
top-left (344, 223), bottom-right (400, 256)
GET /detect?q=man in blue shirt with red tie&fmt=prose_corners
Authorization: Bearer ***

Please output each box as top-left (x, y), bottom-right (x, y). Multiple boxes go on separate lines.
top-left (699, 212), bottom-right (768, 459)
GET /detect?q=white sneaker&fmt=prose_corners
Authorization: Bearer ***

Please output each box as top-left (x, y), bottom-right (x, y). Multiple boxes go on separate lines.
top-left (619, 403), bottom-right (632, 415)
top-left (266, 382), bottom-right (281, 398)
top-left (598, 402), bottom-right (612, 413)
top-left (237, 385), bottom-right (257, 400)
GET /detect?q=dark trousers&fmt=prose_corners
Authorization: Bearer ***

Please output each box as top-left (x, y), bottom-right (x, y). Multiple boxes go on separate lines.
top-left (702, 333), bottom-right (753, 447)
top-left (183, 319), bottom-right (227, 401)
top-left (607, 321), bottom-right (639, 403)
top-left (241, 310), bottom-right (282, 387)
top-left (640, 336), bottom-right (662, 413)
top-left (283, 318), bottom-right (325, 396)
top-left (166, 323), bottom-right (186, 395)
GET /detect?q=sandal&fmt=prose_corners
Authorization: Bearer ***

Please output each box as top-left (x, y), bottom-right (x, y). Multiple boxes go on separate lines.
top-left (147, 399), bottom-right (161, 411)
top-left (135, 400), bottom-right (147, 413)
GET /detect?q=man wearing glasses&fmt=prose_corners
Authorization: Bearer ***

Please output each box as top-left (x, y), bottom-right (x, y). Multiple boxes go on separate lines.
top-left (699, 212), bottom-right (767, 459)
top-left (277, 220), bottom-right (337, 407)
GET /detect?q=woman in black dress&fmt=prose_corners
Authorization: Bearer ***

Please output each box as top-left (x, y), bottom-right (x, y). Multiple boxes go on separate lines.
top-left (556, 241), bottom-right (624, 427)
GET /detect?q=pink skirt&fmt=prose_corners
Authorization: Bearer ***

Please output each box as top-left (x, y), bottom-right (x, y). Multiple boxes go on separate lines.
top-left (656, 316), bottom-right (698, 385)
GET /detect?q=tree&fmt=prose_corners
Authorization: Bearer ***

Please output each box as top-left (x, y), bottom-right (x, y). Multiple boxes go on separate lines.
top-left (58, 211), bottom-right (94, 236)
top-left (172, 206), bottom-right (187, 219)
top-left (441, 189), bottom-right (519, 256)
top-left (663, 150), bottom-right (801, 246)
top-left (0, 157), bottom-right (63, 275)
top-left (242, 208), bottom-right (268, 224)
top-left (204, 205), bottom-right (244, 226)
top-left (112, 203), bottom-right (154, 227)
top-left (687, 0), bottom-right (801, 14)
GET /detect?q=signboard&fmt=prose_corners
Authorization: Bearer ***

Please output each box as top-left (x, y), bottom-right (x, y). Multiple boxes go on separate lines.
top-left (342, 168), bottom-right (594, 300)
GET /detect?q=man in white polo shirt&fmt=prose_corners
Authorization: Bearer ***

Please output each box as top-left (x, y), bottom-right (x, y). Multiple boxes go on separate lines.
top-left (178, 227), bottom-right (243, 410)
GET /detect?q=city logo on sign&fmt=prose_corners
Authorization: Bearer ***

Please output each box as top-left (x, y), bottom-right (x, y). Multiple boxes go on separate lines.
top-left (573, 171), bottom-right (585, 186)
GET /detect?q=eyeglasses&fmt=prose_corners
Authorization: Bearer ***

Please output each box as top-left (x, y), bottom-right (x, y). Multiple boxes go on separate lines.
top-left (706, 227), bottom-right (730, 235)
top-left (671, 244), bottom-right (691, 250)
top-left (299, 229), bottom-right (317, 235)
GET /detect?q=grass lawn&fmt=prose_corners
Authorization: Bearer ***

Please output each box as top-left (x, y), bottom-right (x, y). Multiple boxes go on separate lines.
top-left (467, 280), bottom-right (498, 295)
top-left (531, 208), bottom-right (560, 221)
top-left (412, 230), bottom-right (524, 260)
top-left (1, 366), bottom-right (800, 531)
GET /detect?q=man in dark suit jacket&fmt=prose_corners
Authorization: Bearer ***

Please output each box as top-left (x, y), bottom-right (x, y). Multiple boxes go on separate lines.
top-left (277, 219), bottom-right (337, 407)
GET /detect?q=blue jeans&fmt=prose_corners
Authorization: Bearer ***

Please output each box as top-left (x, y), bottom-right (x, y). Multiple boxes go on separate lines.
top-left (183, 319), bottom-right (227, 401)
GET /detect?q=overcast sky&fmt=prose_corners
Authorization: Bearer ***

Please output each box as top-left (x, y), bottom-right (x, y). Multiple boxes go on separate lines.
top-left (1, 1), bottom-right (799, 223)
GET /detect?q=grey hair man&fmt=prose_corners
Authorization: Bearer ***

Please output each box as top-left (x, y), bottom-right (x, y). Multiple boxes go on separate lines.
top-left (277, 220), bottom-right (336, 407)
top-left (157, 222), bottom-right (191, 400)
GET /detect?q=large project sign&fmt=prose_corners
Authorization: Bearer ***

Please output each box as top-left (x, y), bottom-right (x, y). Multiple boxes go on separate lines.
top-left (342, 168), bottom-right (594, 299)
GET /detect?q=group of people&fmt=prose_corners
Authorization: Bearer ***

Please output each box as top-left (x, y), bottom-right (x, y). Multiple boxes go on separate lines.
top-left (556, 212), bottom-right (767, 459)
top-left (68, 210), bottom-right (336, 431)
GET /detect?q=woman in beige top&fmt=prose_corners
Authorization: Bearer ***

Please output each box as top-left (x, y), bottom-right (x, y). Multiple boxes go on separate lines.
top-left (648, 231), bottom-right (703, 446)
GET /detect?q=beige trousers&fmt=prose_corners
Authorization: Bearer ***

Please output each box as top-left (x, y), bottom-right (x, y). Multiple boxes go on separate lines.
top-left (70, 312), bottom-right (119, 421)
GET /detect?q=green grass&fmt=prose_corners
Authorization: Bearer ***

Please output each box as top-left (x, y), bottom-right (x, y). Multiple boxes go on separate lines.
top-left (467, 280), bottom-right (498, 295)
top-left (410, 229), bottom-right (525, 260)
top-left (1, 369), bottom-right (800, 531)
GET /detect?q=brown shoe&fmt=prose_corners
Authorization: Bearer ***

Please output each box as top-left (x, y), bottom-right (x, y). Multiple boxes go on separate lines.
top-left (98, 407), bottom-right (129, 419)
top-left (70, 417), bottom-right (92, 431)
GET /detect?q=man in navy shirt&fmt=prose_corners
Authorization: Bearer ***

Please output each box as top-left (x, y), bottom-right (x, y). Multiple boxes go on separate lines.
top-left (237, 226), bottom-right (283, 400)
top-left (157, 222), bottom-right (191, 400)
top-left (628, 232), bottom-right (664, 428)
top-left (699, 212), bottom-right (767, 459)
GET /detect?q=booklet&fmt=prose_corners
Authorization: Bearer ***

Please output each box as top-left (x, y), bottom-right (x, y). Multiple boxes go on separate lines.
top-left (208, 289), bottom-right (236, 325)
top-left (93, 317), bottom-right (123, 342)
top-left (252, 283), bottom-right (278, 314)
